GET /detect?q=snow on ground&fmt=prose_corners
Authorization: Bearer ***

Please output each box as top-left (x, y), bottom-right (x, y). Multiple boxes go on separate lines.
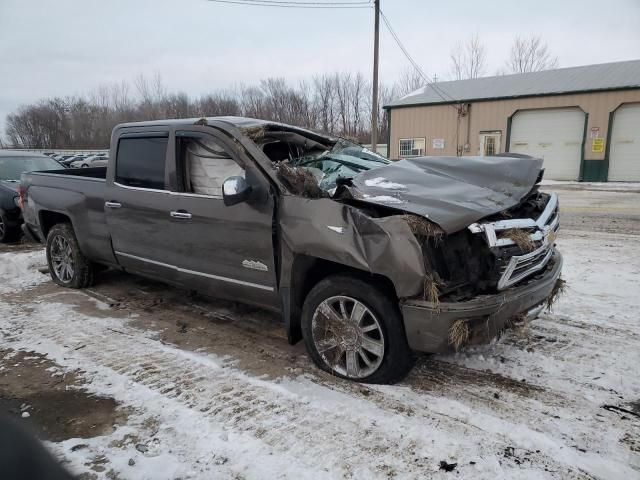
top-left (0, 250), bottom-right (46, 293)
top-left (541, 180), bottom-right (640, 192)
top-left (0, 228), bottom-right (639, 479)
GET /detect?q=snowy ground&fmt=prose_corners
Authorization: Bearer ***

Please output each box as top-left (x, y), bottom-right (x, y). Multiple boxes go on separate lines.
top-left (0, 186), bottom-right (639, 479)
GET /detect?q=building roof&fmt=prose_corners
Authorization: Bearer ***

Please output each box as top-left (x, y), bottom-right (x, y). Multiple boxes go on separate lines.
top-left (385, 59), bottom-right (640, 109)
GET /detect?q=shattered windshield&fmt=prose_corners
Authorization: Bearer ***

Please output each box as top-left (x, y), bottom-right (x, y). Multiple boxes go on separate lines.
top-left (289, 139), bottom-right (389, 191)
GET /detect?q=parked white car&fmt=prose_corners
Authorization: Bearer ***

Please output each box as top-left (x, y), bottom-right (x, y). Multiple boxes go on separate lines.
top-left (70, 155), bottom-right (109, 168)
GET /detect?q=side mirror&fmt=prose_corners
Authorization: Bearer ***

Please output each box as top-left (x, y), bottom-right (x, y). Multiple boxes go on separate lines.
top-left (222, 176), bottom-right (252, 206)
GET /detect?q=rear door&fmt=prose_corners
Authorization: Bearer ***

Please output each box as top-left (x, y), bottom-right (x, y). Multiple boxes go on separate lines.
top-left (167, 127), bottom-right (279, 308)
top-left (105, 130), bottom-right (179, 281)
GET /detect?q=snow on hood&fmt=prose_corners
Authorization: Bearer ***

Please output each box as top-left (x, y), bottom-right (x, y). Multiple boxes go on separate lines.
top-left (350, 155), bottom-right (544, 234)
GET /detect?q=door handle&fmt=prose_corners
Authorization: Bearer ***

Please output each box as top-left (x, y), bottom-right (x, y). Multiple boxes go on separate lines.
top-left (170, 210), bottom-right (192, 219)
top-left (105, 201), bottom-right (122, 209)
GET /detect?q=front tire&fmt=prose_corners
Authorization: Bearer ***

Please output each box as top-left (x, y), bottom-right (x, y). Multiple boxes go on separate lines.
top-left (301, 275), bottom-right (414, 384)
top-left (46, 223), bottom-right (94, 288)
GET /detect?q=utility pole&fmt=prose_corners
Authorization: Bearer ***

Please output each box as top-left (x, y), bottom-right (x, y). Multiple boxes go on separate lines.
top-left (370, 0), bottom-right (380, 152)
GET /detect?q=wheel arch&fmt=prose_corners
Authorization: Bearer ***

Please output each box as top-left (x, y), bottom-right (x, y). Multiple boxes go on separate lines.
top-left (38, 210), bottom-right (73, 239)
top-left (284, 254), bottom-right (399, 345)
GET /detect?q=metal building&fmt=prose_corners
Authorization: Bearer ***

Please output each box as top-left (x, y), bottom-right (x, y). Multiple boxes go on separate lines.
top-left (385, 60), bottom-right (640, 181)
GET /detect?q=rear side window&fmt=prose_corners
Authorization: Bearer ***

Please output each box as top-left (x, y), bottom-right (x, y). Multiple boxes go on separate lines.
top-left (116, 136), bottom-right (168, 190)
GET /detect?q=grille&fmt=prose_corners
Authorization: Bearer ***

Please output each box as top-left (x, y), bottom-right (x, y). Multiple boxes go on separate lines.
top-left (468, 193), bottom-right (559, 290)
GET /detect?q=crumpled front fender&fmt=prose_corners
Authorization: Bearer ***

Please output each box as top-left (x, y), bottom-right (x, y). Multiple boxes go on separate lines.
top-left (279, 197), bottom-right (426, 298)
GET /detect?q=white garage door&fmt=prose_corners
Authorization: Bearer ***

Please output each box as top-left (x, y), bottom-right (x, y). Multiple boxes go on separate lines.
top-left (609, 103), bottom-right (640, 181)
top-left (509, 108), bottom-right (585, 180)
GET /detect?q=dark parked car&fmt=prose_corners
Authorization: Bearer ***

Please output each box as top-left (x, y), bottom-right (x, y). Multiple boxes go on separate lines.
top-left (20, 117), bottom-right (562, 383)
top-left (0, 151), bottom-right (62, 242)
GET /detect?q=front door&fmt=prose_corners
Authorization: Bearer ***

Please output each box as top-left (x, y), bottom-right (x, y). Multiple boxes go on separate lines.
top-left (479, 132), bottom-right (502, 156)
top-left (167, 128), bottom-right (279, 308)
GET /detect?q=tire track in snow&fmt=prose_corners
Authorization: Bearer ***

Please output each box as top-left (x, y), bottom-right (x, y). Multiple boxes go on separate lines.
top-left (1, 297), bottom-right (537, 479)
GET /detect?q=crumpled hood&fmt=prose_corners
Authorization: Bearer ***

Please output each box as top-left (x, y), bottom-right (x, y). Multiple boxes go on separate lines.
top-left (349, 155), bottom-right (543, 234)
top-left (0, 180), bottom-right (19, 193)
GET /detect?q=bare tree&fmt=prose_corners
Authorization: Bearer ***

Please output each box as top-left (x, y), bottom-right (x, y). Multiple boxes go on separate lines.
top-left (506, 35), bottom-right (558, 73)
top-left (3, 71), bottom-right (403, 149)
top-left (312, 74), bottom-right (337, 134)
top-left (450, 33), bottom-right (487, 80)
top-left (395, 67), bottom-right (424, 97)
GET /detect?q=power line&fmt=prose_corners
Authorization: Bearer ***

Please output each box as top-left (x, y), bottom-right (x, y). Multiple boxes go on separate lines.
top-left (231, 0), bottom-right (370, 3)
top-left (379, 10), bottom-right (458, 105)
top-left (207, 0), bottom-right (372, 8)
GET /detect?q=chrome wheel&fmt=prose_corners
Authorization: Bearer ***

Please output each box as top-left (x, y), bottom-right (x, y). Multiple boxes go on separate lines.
top-left (50, 235), bottom-right (75, 283)
top-left (311, 295), bottom-right (385, 379)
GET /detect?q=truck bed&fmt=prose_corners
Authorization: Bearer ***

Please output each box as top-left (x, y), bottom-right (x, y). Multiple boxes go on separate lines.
top-left (21, 167), bottom-right (116, 265)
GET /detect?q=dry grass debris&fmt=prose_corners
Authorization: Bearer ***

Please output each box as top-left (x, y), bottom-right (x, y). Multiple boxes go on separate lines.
top-left (423, 273), bottom-right (442, 310)
top-left (194, 118), bottom-right (208, 126)
top-left (274, 161), bottom-right (328, 199)
top-left (508, 313), bottom-right (530, 338)
top-left (242, 125), bottom-right (266, 141)
top-left (504, 229), bottom-right (536, 252)
top-left (546, 277), bottom-right (567, 311)
top-left (448, 319), bottom-right (469, 351)
top-left (404, 215), bottom-right (444, 243)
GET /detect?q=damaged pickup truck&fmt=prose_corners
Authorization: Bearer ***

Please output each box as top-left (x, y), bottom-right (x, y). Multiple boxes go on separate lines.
top-left (20, 117), bottom-right (563, 383)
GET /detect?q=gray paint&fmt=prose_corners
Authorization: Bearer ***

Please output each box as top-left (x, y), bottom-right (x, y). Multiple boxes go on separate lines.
top-left (279, 197), bottom-right (426, 298)
top-left (402, 253), bottom-right (562, 353)
top-left (20, 117), bottom-right (561, 354)
top-left (349, 155), bottom-right (543, 233)
top-left (386, 60), bottom-right (640, 108)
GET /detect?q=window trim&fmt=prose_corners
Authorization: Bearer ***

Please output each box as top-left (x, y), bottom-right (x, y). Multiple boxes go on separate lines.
top-left (398, 137), bottom-right (426, 157)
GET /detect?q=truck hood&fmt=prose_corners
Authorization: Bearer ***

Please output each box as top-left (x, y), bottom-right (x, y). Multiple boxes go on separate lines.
top-left (0, 180), bottom-right (19, 193)
top-left (349, 155), bottom-right (543, 234)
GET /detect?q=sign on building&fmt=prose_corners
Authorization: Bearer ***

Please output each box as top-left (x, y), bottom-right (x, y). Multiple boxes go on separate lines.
top-left (432, 138), bottom-right (445, 149)
top-left (591, 138), bottom-right (604, 153)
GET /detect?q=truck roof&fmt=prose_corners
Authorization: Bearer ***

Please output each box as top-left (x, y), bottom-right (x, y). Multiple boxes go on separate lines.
top-left (115, 116), bottom-right (293, 131)
top-left (114, 116), bottom-right (330, 142)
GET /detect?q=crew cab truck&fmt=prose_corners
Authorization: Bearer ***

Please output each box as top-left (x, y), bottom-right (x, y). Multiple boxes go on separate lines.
top-left (21, 117), bottom-right (563, 383)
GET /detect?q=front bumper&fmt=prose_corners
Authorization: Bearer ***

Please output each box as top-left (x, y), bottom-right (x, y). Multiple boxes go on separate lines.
top-left (400, 251), bottom-right (563, 353)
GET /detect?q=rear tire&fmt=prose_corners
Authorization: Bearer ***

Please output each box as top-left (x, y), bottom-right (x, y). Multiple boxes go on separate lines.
top-left (301, 275), bottom-right (414, 384)
top-left (46, 223), bottom-right (94, 288)
top-left (0, 210), bottom-right (20, 243)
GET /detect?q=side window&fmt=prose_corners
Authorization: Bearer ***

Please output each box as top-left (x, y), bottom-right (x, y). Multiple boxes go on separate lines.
top-left (116, 136), bottom-right (168, 190)
top-left (399, 138), bottom-right (425, 157)
top-left (178, 136), bottom-right (244, 197)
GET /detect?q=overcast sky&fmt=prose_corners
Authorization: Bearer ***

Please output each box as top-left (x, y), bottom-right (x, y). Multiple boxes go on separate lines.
top-left (1, 0), bottom-right (639, 131)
